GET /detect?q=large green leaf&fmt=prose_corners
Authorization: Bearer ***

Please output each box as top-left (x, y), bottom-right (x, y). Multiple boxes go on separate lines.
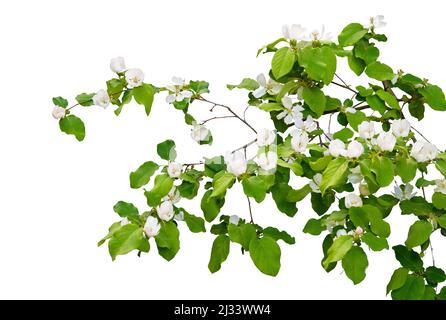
top-left (319, 158), bottom-right (349, 194)
top-left (302, 87), bottom-right (326, 117)
top-left (227, 78), bottom-right (259, 91)
top-left (155, 221), bottom-right (180, 261)
top-left (405, 220), bottom-right (432, 249)
top-left (228, 223), bottom-right (257, 250)
top-left (298, 46), bottom-right (337, 85)
top-left (59, 115), bottom-right (85, 141)
top-left (392, 245), bottom-right (424, 272)
top-left (365, 62), bottom-right (394, 81)
top-left (271, 183), bottom-right (298, 217)
top-left (386, 267), bottom-right (409, 294)
top-left (354, 40), bottom-right (379, 65)
top-left (108, 224), bottom-right (149, 260)
top-left (242, 174), bottom-right (275, 203)
top-left (144, 174), bottom-right (174, 207)
top-left (211, 172), bottom-right (235, 198)
top-left (133, 83), bottom-right (155, 116)
top-left (249, 237), bottom-right (281, 276)
top-left (271, 47), bottom-right (295, 79)
top-left (395, 157), bottom-right (417, 183)
top-left (371, 156), bottom-right (394, 187)
top-left (157, 140), bottom-right (176, 161)
top-left (432, 192), bottom-right (446, 210)
top-left (338, 23), bottom-right (368, 47)
top-left (130, 161), bottom-right (159, 189)
top-left (361, 233), bottom-right (389, 251)
top-left (391, 275), bottom-right (425, 300)
top-left (113, 201), bottom-right (139, 223)
top-left (419, 85), bottom-right (446, 111)
top-left (201, 189), bottom-right (225, 222)
top-left (342, 246), bottom-right (369, 284)
top-left (323, 235), bottom-right (353, 268)
top-left (183, 211), bottom-right (206, 233)
top-left (208, 235), bottom-right (230, 273)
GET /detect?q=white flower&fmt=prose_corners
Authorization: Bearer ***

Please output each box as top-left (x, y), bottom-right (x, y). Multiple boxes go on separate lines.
top-left (295, 115), bottom-right (317, 133)
top-left (282, 24), bottom-right (306, 41)
top-left (328, 139), bottom-right (346, 157)
top-left (92, 89), bottom-right (110, 108)
top-left (354, 226), bottom-right (364, 237)
top-left (191, 124), bottom-right (210, 142)
top-left (257, 129), bottom-right (276, 147)
top-left (163, 187), bottom-right (181, 204)
top-left (225, 151), bottom-right (247, 176)
top-left (410, 141), bottom-right (438, 163)
top-left (253, 74), bottom-right (283, 98)
top-left (120, 217), bottom-right (130, 226)
top-left (144, 216), bottom-right (161, 238)
top-left (348, 166), bottom-right (363, 184)
top-left (359, 183), bottom-right (370, 196)
top-left (174, 210), bottom-right (184, 221)
top-left (309, 173), bottom-right (323, 193)
top-left (125, 68), bottom-right (144, 88)
top-left (309, 25), bottom-right (332, 42)
top-left (376, 132), bottom-right (396, 152)
top-left (229, 215), bottom-right (240, 225)
top-left (393, 184), bottom-right (417, 201)
top-left (167, 162), bottom-right (182, 178)
top-left (256, 151), bottom-right (277, 171)
top-left (345, 107), bottom-right (357, 114)
top-left (110, 57), bottom-right (126, 73)
top-left (369, 15), bottom-right (386, 29)
top-left (157, 201), bottom-right (174, 221)
top-left (52, 106), bottom-right (66, 119)
top-left (166, 77), bottom-right (193, 103)
top-left (291, 131), bottom-right (310, 153)
top-left (277, 96), bottom-right (303, 125)
top-left (435, 179), bottom-right (446, 195)
top-left (345, 194), bottom-right (363, 209)
top-left (358, 121), bottom-right (375, 139)
top-left (336, 229), bottom-right (347, 237)
top-left (391, 119), bottom-right (411, 138)
top-left (345, 141), bottom-right (364, 158)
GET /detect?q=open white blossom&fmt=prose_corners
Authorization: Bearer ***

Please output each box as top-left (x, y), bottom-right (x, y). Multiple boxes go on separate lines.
top-left (376, 132), bottom-right (396, 152)
top-left (256, 151), bottom-right (277, 171)
top-left (110, 57), bottom-right (126, 73)
top-left (435, 179), bottom-right (446, 195)
top-left (410, 141), bottom-right (438, 163)
top-left (277, 96), bottom-right (303, 125)
top-left (393, 184), bottom-right (417, 201)
top-left (358, 121), bottom-right (375, 139)
top-left (295, 115), bottom-right (317, 133)
top-left (144, 216), bottom-right (161, 237)
top-left (167, 162), bottom-right (182, 178)
top-left (345, 194), bottom-right (363, 209)
top-left (166, 77), bottom-right (193, 103)
top-left (225, 151), bottom-right (247, 176)
top-left (191, 124), bottom-right (210, 142)
top-left (336, 229), bottom-right (347, 237)
top-left (157, 201), bottom-right (174, 221)
top-left (282, 24), bottom-right (306, 41)
top-left (229, 215), bottom-right (240, 225)
top-left (92, 89), bottom-right (110, 108)
top-left (253, 74), bottom-right (282, 98)
top-left (309, 25), bottom-right (332, 42)
top-left (309, 173), bottom-right (323, 193)
top-left (345, 141), bottom-right (364, 158)
top-left (257, 129), bottom-right (276, 146)
top-left (328, 139), bottom-right (346, 157)
top-left (348, 166), bottom-right (363, 184)
top-left (291, 131), bottom-right (309, 153)
top-left (391, 119), bottom-right (411, 138)
top-left (52, 106), bottom-right (66, 119)
top-left (125, 68), bottom-right (144, 88)
top-left (369, 15), bottom-right (386, 29)
top-left (163, 187), bottom-right (181, 204)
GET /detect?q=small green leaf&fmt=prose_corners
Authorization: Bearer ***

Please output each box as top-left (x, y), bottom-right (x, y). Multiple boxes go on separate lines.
top-left (98, 222), bottom-right (123, 247)
top-left (183, 211), bottom-right (206, 233)
top-left (262, 227), bottom-right (295, 245)
top-left (419, 85), bottom-right (446, 111)
top-left (342, 246), bottom-right (369, 284)
top-left (211, 172), bottom-right (235, 198)
top-left (249, 237), bottom-right (281, 276)
top-left (75, 93), bottom-right (95, 106)
top-left (277, 159), bottom-right (303, 176)
top-left (347, 54), bottom-right (365, 76)
top-left (130, 161), bottom-right (159, 189)
top-left (242, 175), bottom-right (275, 203)
top-left (299, 46), bottom-right (337, 85)
top-left (395, 157), bottom-right (417, 183)
top-left (52, 96), bottom-right (68, 108)
top-left (361, 233), bottom-right (389, 251)
top-left (346, 110), bottom-right (367, 131)
top-left (228, 223), bottom-right (257, 250)
top-left (287, 184), bottom-right (312, 202)
top-left (59, 115), bottom-right (85, 141)
top-left (113, 201), bottom-right (139, 222)
top-left (386, 267), bottom-right (409, 294)
top-left (258, 103), bottom-right (284, 112)
top-left (157, 140), bottom-right (176, 161)
top-left (365, 62), bottom-right (394, 81)
top-left (333, 128), bottom-right (354, 142)
top-left (400, 196), bottom-right (432, 216)
top-left (366, 95), bottom-right (386, 115)
top-left (208, 235), bottom-right (230, 273)
top-left (201, 189), bottom-right (225, 222)
top-left (155, 221), bottom-right (180, 261)
top-left (319, 158), bottom-right (349, 194)
top-left (108, 224), bottom-right (148, 261)
top-left (392, 245), bottom-right (424, 272)
top-left (303, 218), bottom-right (324, 235)
top-left (377, 89), bottom-right (400, 110)
top-left (432, 192), bottom-right (446, 210)
top-left (271, 183), bottom-right (298, 217)
top-left (323, 235), bottom-right (353, 268)
top-left (405, 220), bottom-right (432, 249)
top-left (133, 83), bottom-right (155, 116)
top-left (227, 78), bottom-right (259, 91)
top-left (189, 80), bottom-right (210, 94)
top-left (302, 87), bottom-right (326, 117)
top-left (371, 156), bottom-right (394, 187)
top-left (144, 174), bottom-right (174, 207)
top-left (354, 40), bottom-right (379, 65)
top-left (338, 23), bottom-right (368, 47)
top-left (271, 47), bottom-right (295, 79)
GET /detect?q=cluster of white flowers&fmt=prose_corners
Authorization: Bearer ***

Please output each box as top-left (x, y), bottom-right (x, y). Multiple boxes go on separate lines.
top-left (282, 24), bottom-right (332, 42)
top-left (110, 57), bottom-right (145, 88)
top-left (225, 151), bottom-right (248, 176)
top-left (255, 129), bottom-right (278, 172)
top-left (165, 77), bottom-right (193, 103)
top-left (410, 140), bottom-right (438, 163)
top-left (291, 131), bottom-right (310, 154)
top-left (191, 123), bottom-right (210, 143)
top-left (328, 139), bottom-right (364, 158)
top-left (253, 74), bottom-right (283, 98)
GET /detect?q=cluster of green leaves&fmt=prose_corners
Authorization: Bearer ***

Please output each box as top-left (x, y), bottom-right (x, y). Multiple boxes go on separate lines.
top-left (55, 20), bottom-right (446, 299)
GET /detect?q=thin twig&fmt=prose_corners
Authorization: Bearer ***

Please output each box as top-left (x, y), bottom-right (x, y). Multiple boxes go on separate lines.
top-left (200, 115), bottom-right (236, 125)
top-left (430, 240), bottom-right (436, 267)
top-left (331, 81), bottom-right (358, 95)
top-left (411, 125), bottom-right (432, 144)
top-left (247, 196), bottom-right (254, 223)
top-left (231, 139), bottom-right (257, 154)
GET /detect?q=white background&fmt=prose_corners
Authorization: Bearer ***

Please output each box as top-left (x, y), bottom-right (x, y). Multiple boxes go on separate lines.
top-left (1, 0), bottom-right (445, 299)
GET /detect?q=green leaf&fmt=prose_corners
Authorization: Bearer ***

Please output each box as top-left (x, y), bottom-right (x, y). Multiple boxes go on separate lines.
top-left (204, 156), bottom-right (226, 178)
top-left (208, 235), bottom-right (230, 273)
top-left (400, 197), bottom-right (432, 216)
top-left (302, 87), bottom-right (326, 117)
top-left (144, 174), bottom-right (174, 207)
top-left (133, 83), bottom-right (155, 116)
top-left (333, 128), bottom-right (354, 142)
top-left (157, 140), bottom-right (176, 161)
top-left (377, 89), bottom-right (400, 110)
top-left (348, 206), bottom-right (370, 228)
top-left (426, 266), bottom-right (446, 285)
top-left (52, 96), bottom-right (68, 108)
top-left (395, 157), bottom-right (417, 183)
top-left (242, 175), bottom-right (275, 203)
top-left (277, 159), bottom-right (303, 176)
top-left (98, 221), bottom-right (123, 247)
top-left (189, 80), bottom-right (210, 94)
top-left (386, 268), bottom-right (409, 294)
top-left (323, 235), bottom-right (353, 268)
top-left (432, 192), bottom-right (446, 210)
top-left (249, 237), bottom-right (281, 276)
top-left (258, 103), bottom-right (284, 112)
top-left (211, 172), bottom-right (235, 198)
top-left (311, 192), bottom-right (336, 215)
top-left (392, 245), bottom-right (424, 272)
top-left (129, 161), bottom-right (159, 189)
top-left (354, 40), bottom-right (379, 65)
top-left (177, 181), bottom-right (199, 199)
top-left (113, 201), bottom-right (139, 223)
top-left (371, 156), bottom-right (394, 187)
top-left (228, 223), bottom-right (257, 250)
top-left (271, 47), bottom-right (295, 79)
top-left (287, 184), bottom-right (312, 202)
top-left (108, 224), bottom-right (148, 261)
top-left (346, 110), bottom-right (367, 131)
top-left (75, 93), bottom-right (95, 106)
top-left (338, 23), bottom-right (368, 47)
top-left (362, 233), bottom-right (389, 251)
top-left (319, 158), bottom-right (349, 194)
top-left (405, 220), bottom-right (432, 249)
top-left (59, 115), bottom-right (85, 141)
top-left (303, 218), bottom-right (324, 235)
top-left (183, 211), bottom-right (206, 233)
top-left (106, 78), bottom-right (125, 102)
top-left (365, 62), bottom-right (394, 81)
top-left (438, 215), bottom-right (446, 229)
top-left (342, 246), bottom-right (368, 284)
top-left (298, 46), bottom-right (337, 85)
top-left (347, 54), bottom-right (365, 76)
top-left (155, 221), bottom-right (180, 261)
top-left (419, 85), bottom-right (446, 111)
top-left (367, 206), bottom-right (391, 238)
top-left (227, 78), bottom-right (259, 91)
top-left (262, 227), bottom-right (295, 245)
top-left (201, 189), bottom-right (225, 222)
top-left (271, 183), bottom-right (298, 217)
top-left (391, 275), bottom-right (425, 300)
top-left (366, 95), bottom-right (386, 114)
